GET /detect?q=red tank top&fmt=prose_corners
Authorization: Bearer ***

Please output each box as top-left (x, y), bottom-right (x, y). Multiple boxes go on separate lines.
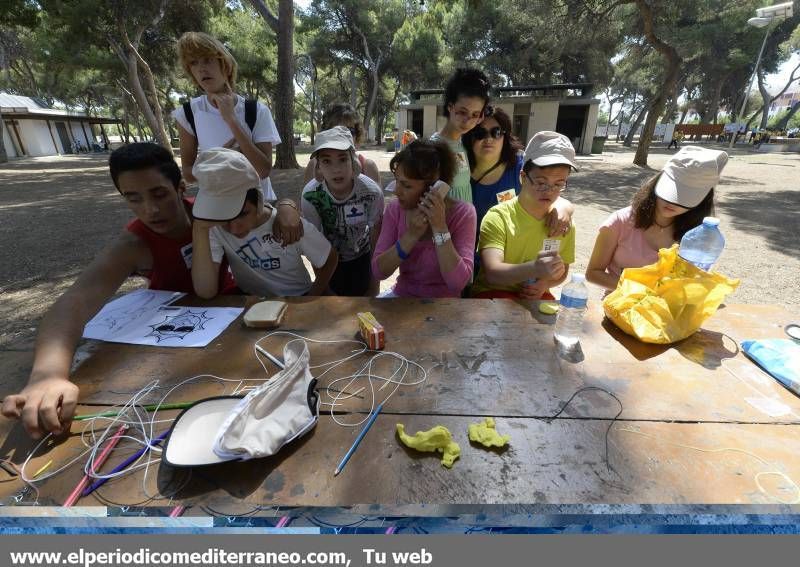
top-left (126, 198), bottom-right (235, 294)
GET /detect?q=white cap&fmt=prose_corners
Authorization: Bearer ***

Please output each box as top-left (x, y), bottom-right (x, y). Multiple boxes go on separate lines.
top-left (312, 126), bottom-right (354, 157)
top-left (655, 146), bottom-right (728, 209)
top-left (192, 148), bottom-right (261, 221)
top-left (523, 131), bottom-right (579, 171)
top-left (163, 340), bottom-right (319, 466)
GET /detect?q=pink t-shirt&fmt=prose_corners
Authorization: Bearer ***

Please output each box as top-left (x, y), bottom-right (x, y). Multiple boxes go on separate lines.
top-left (600, 206), bottom-right (659, 279)
top-left (372, 199), bottom-right (477, 298)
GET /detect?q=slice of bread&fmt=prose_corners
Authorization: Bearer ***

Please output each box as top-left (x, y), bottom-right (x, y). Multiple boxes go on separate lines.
top-left (243, 300), bottom-right (287, 328)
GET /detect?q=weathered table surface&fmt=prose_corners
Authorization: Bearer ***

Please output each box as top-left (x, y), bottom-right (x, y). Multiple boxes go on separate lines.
top-left (1, 297), bottom-right (798, 508)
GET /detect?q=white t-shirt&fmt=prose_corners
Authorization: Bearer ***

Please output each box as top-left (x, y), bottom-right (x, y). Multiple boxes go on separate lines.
top-left (172, 94), bottom-right (281, 200)
top-left (300, 174), bottom-right (384, 262)
top-left (209, 207), bottom-right (331, 297)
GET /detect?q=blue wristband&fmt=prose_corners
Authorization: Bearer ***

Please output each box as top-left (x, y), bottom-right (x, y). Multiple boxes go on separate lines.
top-left (395, 240), bottom-right (410, 260)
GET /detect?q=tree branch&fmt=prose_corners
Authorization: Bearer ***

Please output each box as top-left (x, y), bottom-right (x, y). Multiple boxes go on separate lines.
top-left (247, 0), bottom-right (279, 34)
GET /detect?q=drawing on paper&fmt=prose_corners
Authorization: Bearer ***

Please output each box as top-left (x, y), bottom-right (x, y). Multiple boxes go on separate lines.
top-left (146, 310), bottom-right (213, 343)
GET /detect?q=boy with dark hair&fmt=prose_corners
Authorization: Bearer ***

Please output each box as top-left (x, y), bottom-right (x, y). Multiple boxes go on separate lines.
top-left (192, 148), bottom-right (338, 298)
top-left (2, 143), bottom-right (233, 439)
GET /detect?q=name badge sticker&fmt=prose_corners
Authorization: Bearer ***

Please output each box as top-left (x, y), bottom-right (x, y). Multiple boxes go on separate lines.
top-left (496, 189), bottom-right (515, 203)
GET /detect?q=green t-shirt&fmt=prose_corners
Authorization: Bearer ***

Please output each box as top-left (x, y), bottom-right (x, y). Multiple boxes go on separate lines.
top-left (472, 197), bottom-right (576, 295)
top-left (429, 131), bottom-right (472, 203)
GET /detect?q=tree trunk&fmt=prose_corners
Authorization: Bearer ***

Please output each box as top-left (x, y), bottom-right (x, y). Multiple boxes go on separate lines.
top-left (0, 111), bottom-right (8, 163)
top-left (705, 80), bottom-right (724, 125)
top-left (776, 101), bottom-right (800, 130)
top-left (757, 70), bottom-right (771, 130)
top-left (349, 65), bottom-right (358, 108)
top-left (249, 0), bottom-right (299, 169)
top-left (633, 0), bottom-right (682, 167)
top-left (624, 105), bottom-right (647, 147)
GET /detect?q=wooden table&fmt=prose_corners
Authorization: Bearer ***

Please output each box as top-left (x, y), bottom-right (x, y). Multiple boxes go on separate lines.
top-left (1, 297), bottom-right (799, 509)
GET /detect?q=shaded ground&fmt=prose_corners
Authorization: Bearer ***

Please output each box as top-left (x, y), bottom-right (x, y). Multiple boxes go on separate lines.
top-left (0, 141), bottom-right (797, 350)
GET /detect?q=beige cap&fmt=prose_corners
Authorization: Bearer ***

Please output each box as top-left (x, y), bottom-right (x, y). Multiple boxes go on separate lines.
top-left (655, 146), bottom-right (728, 208)
top-left (312, 126), bottom-right (354, 156)
top-left (192, 148), bottom-right (261, 221)
top-left (523, 131), bottom-right (579, 171)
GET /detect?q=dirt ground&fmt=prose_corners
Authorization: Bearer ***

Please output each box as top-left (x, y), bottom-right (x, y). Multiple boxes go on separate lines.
top-left (0, 141), bottom-right (798, 351)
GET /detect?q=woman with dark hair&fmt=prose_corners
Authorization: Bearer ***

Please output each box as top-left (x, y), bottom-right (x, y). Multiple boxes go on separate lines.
top-left (303, 102), bottom-right (381, 186)
top-left (586, 146), bottom-right (728, 291)
top-left (429, 68), bottom-right (492, 203)
top-left (372, 140), bottom-right (477, 298)
top-left (463, 107), bottom-right (575, 237)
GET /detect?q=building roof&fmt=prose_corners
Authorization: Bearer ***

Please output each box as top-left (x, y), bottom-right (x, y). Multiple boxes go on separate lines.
top-left (0, 92), bottom-right (120, 124)
top-left (409, 83), bottom-right (595, 101)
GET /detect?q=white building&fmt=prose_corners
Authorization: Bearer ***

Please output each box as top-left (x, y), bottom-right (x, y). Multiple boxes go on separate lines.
top-left (1, 92), bottom-right (120, 158)
top-left (397, 83), bottom-right (601, 155)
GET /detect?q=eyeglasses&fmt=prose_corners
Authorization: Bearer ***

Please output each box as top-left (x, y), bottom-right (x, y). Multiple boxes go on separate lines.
top-left (525, 172), bottom-right (567, 193)
top-left (473, 126), bottom-right (505, 140)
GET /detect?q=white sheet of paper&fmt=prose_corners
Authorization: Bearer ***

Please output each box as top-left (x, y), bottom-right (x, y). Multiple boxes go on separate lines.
top-left (83, 290), bottom-right (243, 348)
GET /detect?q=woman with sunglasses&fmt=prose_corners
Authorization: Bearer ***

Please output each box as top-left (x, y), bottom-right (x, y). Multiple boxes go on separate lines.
top-left (463, 107), bottom-right (574, 237)
top-left (303, 102), bottom-right (381, 186)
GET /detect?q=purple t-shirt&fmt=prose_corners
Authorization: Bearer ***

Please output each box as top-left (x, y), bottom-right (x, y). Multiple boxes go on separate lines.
top-left (601, 206), bottom-right (660, 279)
top-left (372, 199), bottom-right (477, 298)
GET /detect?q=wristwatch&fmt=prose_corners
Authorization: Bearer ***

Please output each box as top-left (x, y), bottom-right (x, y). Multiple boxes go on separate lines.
top-left (432, 231), bottom-right (452, 246)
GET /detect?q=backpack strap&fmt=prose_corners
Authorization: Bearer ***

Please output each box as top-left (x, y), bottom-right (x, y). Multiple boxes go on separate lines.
top-left (182, 101), bottom-right (196, 136)
top-left (244, 99), bottom-right (258, 132)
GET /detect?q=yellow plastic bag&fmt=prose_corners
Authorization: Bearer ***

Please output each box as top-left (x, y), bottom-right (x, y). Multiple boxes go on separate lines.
top-left (602, 244), bottom-right (739, 344)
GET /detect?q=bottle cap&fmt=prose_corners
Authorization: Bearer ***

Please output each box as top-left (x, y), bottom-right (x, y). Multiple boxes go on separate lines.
top-left (572, 273), bottom-right (586, 283)
top-left (702, 217), bottom-right (720, 226)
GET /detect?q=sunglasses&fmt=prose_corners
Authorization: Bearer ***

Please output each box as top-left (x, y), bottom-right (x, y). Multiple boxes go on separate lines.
top-left (473, 126), bottom-right (505, 140)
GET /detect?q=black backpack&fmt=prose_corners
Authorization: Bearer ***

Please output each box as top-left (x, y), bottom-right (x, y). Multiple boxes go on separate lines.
top-left (182, 98), bottom-right (258, 136)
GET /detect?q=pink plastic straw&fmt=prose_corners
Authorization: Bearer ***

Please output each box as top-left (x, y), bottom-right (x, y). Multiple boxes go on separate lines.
top-left (63, 424), bottom-right (127, 507)
top-left (276, 516), bottom-right (290, 528)
top-left (169, 506), bottom-right (186, 518)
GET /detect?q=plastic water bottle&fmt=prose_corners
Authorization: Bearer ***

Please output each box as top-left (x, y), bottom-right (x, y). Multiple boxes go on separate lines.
top-left (678, 217), bottom-right (725, 271)
top-left (554, 274), bottom-right (588, 347)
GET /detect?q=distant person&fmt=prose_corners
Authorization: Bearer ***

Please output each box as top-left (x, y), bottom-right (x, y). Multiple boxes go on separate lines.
top-left (585, 146), bottom-right (728, 292)
top-left (667, 129), bottom-right (683, 150)
top-left (429, 68), bottom-right (492, 203)
top-left (1, 143), bottom-right (234, 439)
top-left (173, 32), bottom-right (302, 244)
top-left (372, 140), bottom-right (476, 298)
top-left (303, 102), bottom-right (381, 187)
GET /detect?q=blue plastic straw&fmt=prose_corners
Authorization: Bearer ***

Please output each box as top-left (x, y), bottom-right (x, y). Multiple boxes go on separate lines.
top-left (82, 429), bottom-right (170, 496)
top-left (334, 403), bottom-right (384, 476)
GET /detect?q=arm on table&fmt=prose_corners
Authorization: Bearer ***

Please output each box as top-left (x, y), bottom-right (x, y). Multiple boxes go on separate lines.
top-left (481, 248), bottom-right (565, 288)
top-left (585, 227), bottom-right (621, 291)
top-left (1, 233), bottom-right (148, 439)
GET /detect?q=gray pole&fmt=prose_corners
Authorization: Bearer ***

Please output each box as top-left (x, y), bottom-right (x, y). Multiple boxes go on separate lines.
top-left (729, 27), bottom-right (771, 148)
